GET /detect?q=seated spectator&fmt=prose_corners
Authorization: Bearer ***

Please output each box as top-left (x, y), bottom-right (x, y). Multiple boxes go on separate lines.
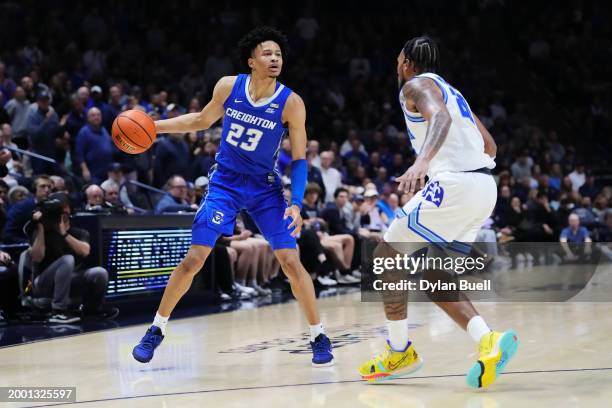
top-left (573, 196), bottom-right (597, 229)
top-left (154, 175), bottom-right (197, 214)
top-left (319, 151), bottom-right (342, 203)
top-left (322, 188), bottom-right (356, 236)
top-left (359, 188), bottom-right (388, 237)
top-left (100, 180), bottom-right (132, 214)
top-left (321, 187), bottom-right (363, 280)
top-left (302, 183), bottom-right (355, 280)
top-left (103, 162), bottom-right (135, 210)
top-left (219, 215), bottom-right (270, 297)
top-left (26, 192), bottom-right (118, 323)
top-left (3, 175), bottom-right (51, 243)
top-left (560, 213), bottom-right (592, 262)
top-left (7, 185), bottom-right (30, 206)
top-left (50, 175), bottom-right (68, 193)
top-left (75, 107), bottom-right (114, 184)
top-left (307, 140), bottom-right (321, 168)
top-left (386, 193), bottom-right (400, 215)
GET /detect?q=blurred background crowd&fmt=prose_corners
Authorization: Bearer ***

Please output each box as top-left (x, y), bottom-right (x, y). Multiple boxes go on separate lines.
top-left (0, 0), bottom-right (610, 322)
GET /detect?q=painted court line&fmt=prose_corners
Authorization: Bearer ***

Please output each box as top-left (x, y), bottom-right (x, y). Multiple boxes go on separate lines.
top-left (28, 367), bottom-right (612, 407)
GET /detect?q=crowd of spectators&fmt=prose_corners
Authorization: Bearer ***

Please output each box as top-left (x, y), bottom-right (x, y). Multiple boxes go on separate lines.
top-left (0, 1), bottom-right (610, 324)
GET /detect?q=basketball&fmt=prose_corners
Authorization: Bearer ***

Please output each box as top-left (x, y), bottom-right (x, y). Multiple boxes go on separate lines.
top-left (111, 110), bottom-right (156, 154)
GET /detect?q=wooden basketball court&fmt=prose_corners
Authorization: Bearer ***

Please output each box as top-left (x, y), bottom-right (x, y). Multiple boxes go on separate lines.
top-left (2, 263), bottom-right (611, 407)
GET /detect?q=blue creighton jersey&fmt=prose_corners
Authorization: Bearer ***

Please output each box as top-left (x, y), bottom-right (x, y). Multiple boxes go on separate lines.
top-left (216, 74), bottom-right (293, 174)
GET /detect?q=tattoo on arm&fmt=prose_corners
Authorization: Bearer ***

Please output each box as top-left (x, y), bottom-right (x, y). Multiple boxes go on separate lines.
top-left (403, 78), bottom-right (452, 161)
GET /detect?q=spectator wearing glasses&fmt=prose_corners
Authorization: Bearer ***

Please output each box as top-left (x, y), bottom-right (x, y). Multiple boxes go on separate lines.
top-left (154, 175), bottom-right (197, 214)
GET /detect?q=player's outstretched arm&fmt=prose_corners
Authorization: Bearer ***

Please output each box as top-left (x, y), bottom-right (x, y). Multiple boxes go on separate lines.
top-left (155, 76), bottom-right (236, 134)
top-left (472, 112), bottom-right (497, 158)
top-left (282, 93), bottom-right (308, 237)
top-left (396, 78), bottom-right (452, 192)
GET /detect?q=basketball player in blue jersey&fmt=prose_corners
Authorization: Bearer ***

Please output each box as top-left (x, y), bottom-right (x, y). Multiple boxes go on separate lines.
top-left (132, 27), bottom-right (334, 367)
top-left (358, 36), bottom-right (518, 387)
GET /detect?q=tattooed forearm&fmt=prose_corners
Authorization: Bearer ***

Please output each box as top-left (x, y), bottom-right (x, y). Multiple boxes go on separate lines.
top-left (403, 78), bottom-right (452, 161)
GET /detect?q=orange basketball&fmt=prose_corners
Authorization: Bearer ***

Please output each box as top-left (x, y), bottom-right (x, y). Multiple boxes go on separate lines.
top-left (111, 110), bottom-right (156, 154)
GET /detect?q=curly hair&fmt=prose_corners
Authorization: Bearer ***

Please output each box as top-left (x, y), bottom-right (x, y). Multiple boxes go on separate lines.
top-left (238, 26), bottom-right (289, 70)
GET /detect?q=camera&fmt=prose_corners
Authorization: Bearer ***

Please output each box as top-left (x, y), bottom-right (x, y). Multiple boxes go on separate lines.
top-left (37, 198), bottom-right (64, 228)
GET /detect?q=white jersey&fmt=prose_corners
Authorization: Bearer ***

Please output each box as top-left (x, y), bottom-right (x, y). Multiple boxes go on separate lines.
top-left (399, 72), bottom-right (495, 178)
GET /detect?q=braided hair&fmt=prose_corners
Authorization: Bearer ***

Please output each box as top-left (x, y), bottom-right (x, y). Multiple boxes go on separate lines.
top-left (402, 36), bottom-right (440, 74)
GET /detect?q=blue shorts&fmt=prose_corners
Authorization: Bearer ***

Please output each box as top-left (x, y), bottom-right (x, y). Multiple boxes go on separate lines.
top-left (192, 165), bottom-right (296, 250)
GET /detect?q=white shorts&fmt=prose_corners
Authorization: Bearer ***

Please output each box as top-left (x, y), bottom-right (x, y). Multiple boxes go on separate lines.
top-left (384, 171), bottom-right (497, 254)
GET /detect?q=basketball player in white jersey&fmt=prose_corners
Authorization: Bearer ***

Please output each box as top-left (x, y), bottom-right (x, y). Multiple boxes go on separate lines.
top-left (358, 36), bottom-right (518, 388)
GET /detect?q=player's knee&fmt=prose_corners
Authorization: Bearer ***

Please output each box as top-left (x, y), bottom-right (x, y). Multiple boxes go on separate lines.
top-left (180, 247), bottom-right (208, 275)
top-left (276, 250), bottom-right (301, 274)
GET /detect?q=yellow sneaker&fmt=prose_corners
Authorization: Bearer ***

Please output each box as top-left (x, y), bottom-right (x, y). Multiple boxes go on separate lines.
top-left (467, 330), bottom-right (519, 388)
top-left (359, 340), bottom-right (423, 382)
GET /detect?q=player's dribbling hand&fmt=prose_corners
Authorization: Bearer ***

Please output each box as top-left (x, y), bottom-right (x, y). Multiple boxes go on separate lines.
top-left (284, 205), bottom-right (303, 237)
top-left (396, 158), bottom-right (429, 193)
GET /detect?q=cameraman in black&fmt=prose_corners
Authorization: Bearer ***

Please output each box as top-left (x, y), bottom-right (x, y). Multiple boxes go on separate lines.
top-left (27, 192), bottom-right (118, 323)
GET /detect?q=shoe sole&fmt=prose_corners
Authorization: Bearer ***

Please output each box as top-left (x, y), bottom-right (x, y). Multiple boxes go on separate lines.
top-left (312, 358), bottom-right (335, 367)
top-left (466, 331), bottom-right (519, 389)
top-left (132, 349), bottom-right (152, 363)
top-left (361, 358), bottom-right (424, 383)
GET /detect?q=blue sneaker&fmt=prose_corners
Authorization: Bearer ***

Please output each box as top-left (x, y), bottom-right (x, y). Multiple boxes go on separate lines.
top-left (310, 333), bottom-right (334, 367)
top-left (132, 325), bottom-right (164, 363)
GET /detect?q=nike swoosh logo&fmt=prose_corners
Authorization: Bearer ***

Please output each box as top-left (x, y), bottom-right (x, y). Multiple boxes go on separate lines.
top-left (387, 353), bottom-right (410, 371)
top-left (234, 99), bottom-right (243, 103)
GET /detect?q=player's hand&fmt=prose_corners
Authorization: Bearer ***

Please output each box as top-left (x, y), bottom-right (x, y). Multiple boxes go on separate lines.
top-left (284, 204), bottom-right (303, 237)
top-left (32, 211), bottom-right (43, 222)
top-left (396, 158), bottom-right (429, 193)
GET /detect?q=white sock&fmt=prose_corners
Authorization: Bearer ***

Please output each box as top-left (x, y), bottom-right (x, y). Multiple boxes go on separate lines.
top-left (386, 319), bottom-right (409, 351)
top-left (309, 323), bottom-right (325, 342)
top-left (467, 315), bottom-right (491, 343)
top-left (153, 312), bottom-right (169, 335)
top-left (249, 280), bottom-right (259, 288)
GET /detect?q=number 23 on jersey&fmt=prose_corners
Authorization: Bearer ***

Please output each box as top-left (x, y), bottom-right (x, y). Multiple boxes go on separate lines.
top-left (225, 123), bottom-right (263, 152)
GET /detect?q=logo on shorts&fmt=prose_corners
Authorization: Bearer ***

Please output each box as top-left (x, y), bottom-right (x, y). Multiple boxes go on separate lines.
top-left (422, 181), bottom-right (444, 207)
top-left (212, 210), bottom-right (225, 225)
